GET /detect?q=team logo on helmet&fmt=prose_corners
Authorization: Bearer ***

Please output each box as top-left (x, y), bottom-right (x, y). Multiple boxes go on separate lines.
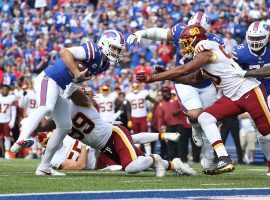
top-left (103, 31), bottom-right (117, 38)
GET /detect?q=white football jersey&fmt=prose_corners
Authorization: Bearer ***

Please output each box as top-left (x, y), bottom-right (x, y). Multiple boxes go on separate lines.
top-left (69, 102), bottom-right (113, 150)
top-left (51, 135), bottom-right (82, 169)
top-left (94, 92), bottom-right (118, 123)
top-left (195, 40), bottom-right (260, 101)
top-left (126, 90), bottom-right (149, 118)
top-left (0, 94), bottom-right (16, 123)
top-left (19, 90), bottom-right (37, 116)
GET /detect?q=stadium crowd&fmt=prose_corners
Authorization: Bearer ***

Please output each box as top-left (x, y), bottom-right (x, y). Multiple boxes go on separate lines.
top-left (0, 0), bottom-right (269, 167)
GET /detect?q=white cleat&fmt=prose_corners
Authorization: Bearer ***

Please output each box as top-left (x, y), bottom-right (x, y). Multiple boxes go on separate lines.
top-left (172, 158), bottom-right (197, 176)
top-left (267, 170), bottom-right (270, 176)
top-left (35, 167), bottom-right (66, 176)
top-left (192, 128), bottom-right (203, 147)
top-left (11, 139), bottom-right (34, 153)
top-left (200, 156), bottom-right (214, 169)
top-left (152, 154), bottom-right (166, 177)
top-left (164, 133), bottom-right (181, 142)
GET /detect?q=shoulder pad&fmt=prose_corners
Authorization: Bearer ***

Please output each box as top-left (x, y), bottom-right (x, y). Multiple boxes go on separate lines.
top-left (208, 33), bottom-right (224, 45)
top-left (232, 43), bottom-right (245, 61)
top-left (194, 40), bottom-right (216, 54)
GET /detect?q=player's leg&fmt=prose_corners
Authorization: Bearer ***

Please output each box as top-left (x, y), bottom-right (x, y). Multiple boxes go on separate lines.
top-left (2, 123), bottom-right (13, 159)
top-left (131, 132), bottom-right (180, 144)
top-left (36, 97), bottom-right (72, 176)
top-left (12, 72), bottom-right (60, 153)
top-left (198, 96), bottom-right (242, 174)
top-left (112, 125), bottom-right (165, 177)
top-left (242, 86), bottom-right (270, 175)
top-left (174, 83), bottom-right (204, 147)
top-left (198, 84), bottom-right (217, 165)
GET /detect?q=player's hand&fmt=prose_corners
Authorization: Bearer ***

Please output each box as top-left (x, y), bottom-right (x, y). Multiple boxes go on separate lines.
top-left (127, 30), bottom-right (145, 45)
top-left (136, 72), bottom-right (156, 83)
top-left (73, 69), bottom-right (91, 83)
top-left (154, 65), bottom-right (167, 74)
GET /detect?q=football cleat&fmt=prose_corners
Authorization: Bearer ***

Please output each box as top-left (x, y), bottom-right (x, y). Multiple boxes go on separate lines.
top-left (200, 155), bottom-right (214, 169)
top-left (35, 167), bottom-right (66, 176)
top-left (172, 158), bottom-right (197, 176)
top-left (152, 154), bottom-right (166, 177)
top-left (4, 151), bottom-right (15, 159)
top-left (267, 170), bottom-right (270, 176)
top-left (164, 133), bottom-right (181, 142)
top-left (203, 155), bottom-right (235, 175)
top-left (11, 139), bottom-right (34, 153)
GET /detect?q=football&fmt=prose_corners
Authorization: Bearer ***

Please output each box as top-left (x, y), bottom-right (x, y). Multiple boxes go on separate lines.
top-left (75, 60), bottom-right (90, 76)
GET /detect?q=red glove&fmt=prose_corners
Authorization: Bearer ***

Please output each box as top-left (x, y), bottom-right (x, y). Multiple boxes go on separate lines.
top-left (136, 71), bottom-right (156, 83)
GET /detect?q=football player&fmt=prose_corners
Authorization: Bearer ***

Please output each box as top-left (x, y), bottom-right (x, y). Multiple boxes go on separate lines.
top-left (94, 84), bottom-right (120, 123)
top-left (11, 29), bottom-right (125, 176)
top-left (37, 132), bottom-right (190, 175)
top-left (0, 85), bottom-right (16, 159)
top-left (136, 24), bottom-right (270, 175)
top-left (127, 12), bottom-right (223, 167)
top-left (35, 96), bottom-right (195, 177)
top-left (125, 82), bottom-right (156, 154)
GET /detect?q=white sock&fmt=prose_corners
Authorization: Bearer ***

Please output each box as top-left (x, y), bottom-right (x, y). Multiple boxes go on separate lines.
top-left (132, 133), bottom-right (158, 144)
top-left (4, 136), bottom-right (11, 151)
top-left (257, 133), bottom-right (270, 161)
top-left (144, 143), bottom-right (151, 155)
top-left (38, 128), bottom-right (69, 170)
top-left (125, 156), bottom-right (154, 174)
top-left (18, 106), bottom-right (51, 141)
top-left (198, 112), bottom-right (228, 157)
top-left (202, 132), bottom-right (214, 158)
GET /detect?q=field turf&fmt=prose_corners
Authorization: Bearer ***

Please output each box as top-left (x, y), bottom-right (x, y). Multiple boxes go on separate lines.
top-left (0, 159), bottom-right (270, 195)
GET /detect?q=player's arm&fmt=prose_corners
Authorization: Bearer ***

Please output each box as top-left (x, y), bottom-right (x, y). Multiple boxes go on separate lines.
top-left (174, 70), bottom-right (206, 84)
top-left (127, 28), bottom-right (173, 44)
top-left (146, 95), bottom-right (156, 104)
top-left (244, 65), bottom-right (270, 78)
top-left (60, 46), bottom-right (90, 83)
top-left (60, 145), bottom-right (88, 170)
top-left (137, 51), bottom-right (212, 83)
top-left (9, 103), bottom-right (17, 129)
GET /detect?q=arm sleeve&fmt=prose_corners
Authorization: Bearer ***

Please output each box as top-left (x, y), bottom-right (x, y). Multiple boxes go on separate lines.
top-left (139, 28), bottom-right (169, 41)
top-left (67, 46), bottom-right (86, 60)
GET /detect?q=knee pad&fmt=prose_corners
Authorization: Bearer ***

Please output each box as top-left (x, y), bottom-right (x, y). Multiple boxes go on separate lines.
top-left (198, 112), bottom-right (217, 126)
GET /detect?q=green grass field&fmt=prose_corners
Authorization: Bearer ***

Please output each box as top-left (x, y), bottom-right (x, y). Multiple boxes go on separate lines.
top-left (0, 159), bottom-right (269, 194)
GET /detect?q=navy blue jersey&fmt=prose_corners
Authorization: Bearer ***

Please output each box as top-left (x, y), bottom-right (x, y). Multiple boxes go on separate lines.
top-left (170, 23), bottom-right (224, 88)
top-left (45, 41), bottom-right (109, 89)
top-left (233, 42), bottom-right (270, 95)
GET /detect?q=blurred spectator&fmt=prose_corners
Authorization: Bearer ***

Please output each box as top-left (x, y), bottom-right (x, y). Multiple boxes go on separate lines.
top-left (157, 41), bottom-right (173, 64)
top-left (239, 113), bottom-right (257, 164)
top-left (3, 65), bottom-right (16, 87)
top-left (223, 32), bottom-right (237, 54)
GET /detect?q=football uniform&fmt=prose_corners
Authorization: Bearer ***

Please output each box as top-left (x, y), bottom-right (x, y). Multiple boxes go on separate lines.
top-left (66, 102), bottom-right (143, 168)
top-left (171, 23), bottom-right (224, 111)
top-left (94, 92), bottom-right (118, 123)
top-left (18, 89), bottom-right (37, 116)
top-left (196, 40), bottom-right (270, 135)
top-left (0, 94), bottom-right (16, 138)
top-left (232, 42), bottom-right (270, 106)
top-left (126, 90), bottom-right (149, 133)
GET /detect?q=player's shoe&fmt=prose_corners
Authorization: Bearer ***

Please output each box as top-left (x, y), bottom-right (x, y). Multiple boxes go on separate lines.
top-left (203, 155), bottom-right (235, 175)
top-left (192, 128), bottom-right (203, 147)
top-left (4, 151), bottom-right (15, 159)
top-left (152, 154), bottom-right (166, 177)
top-left (11, 139), bottom-right (34, 153)
top-left (35, 167), bottom-right (66, 176)
top-left (172, 158), bottom-right (197, 176)
top-left (200, 155), bottom-right (214, 169)
top-left (164, 133), bottom-right (181, 142)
